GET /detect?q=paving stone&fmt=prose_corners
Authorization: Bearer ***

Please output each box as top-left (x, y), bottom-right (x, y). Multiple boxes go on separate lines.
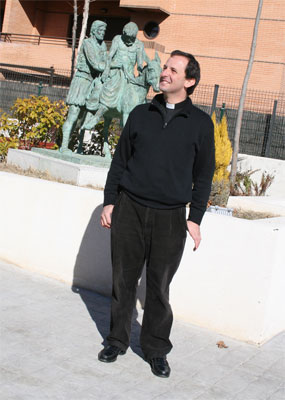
top-left (1, 260), bottom-right (284, 400)
top-left (232, 376), bottom-right (283, 400)
top-left (194, 384), bottom-right (235, 400)
top-left (269, 385), bottom-right (285, 400)
top-left (267, 357), bottom-right (285, 380)
top-left (211, 368), bottom-right (257, 395)
top-left (192, 363), bottom-right (233, 386)
top-left (171, 377), bottom-right (207, 399)
top-left (217, 345), bottom-right (260, 368)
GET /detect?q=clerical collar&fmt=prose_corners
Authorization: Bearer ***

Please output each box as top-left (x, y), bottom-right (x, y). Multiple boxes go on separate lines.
top-left (165, 97), bottom-right (188, 110)
top-left (166, 103), bottom-right (175, 109)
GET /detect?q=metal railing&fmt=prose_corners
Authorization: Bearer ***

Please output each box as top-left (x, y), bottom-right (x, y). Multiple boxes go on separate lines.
top-left (0, 32), bottom-right (78, 47)
top-left (0, 32), bottom-right (165, 52)
top-left (0, 31), bottom-right (163, 52)
top-left (0, 63), bottom-right (71, 87)
top-left (0, 32), bottom-right (112, 50)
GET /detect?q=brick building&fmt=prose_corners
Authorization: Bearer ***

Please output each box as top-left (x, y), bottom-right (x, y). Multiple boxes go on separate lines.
top-left (0, 0), bottom-right (284, 92)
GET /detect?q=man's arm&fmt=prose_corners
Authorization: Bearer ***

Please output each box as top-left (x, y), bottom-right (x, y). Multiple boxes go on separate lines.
top-left (101, 36), bottom-right (119, 81)
top-left (83, 40), bottom-right (106, 72)
top-left (136, 40), bottom-right (144, 73)
top-left (187, 117), bottom-right (215, 249)
top-left (101, 115), bottom-right (133, 228)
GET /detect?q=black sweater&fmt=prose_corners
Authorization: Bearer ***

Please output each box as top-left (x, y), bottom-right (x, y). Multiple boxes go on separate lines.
top-left (104, 94), bottom-right (215, 225)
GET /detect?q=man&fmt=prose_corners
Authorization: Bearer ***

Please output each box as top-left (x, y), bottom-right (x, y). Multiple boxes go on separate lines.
top-left (99, 50), bottom-right (215, 378)
top-left (82, 22), bottom-right (145, 130)
top-left (60, 20), bottom-right (107, 153)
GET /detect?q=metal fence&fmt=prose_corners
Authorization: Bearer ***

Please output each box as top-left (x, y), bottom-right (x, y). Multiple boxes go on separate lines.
top-left (0, 64), bottom-right (71, 112)
top-left (0, 64), bottom-right (284, 160)
top-left (192, 85), bottom-right (285, 160)
top-left (0, 63), bottom-right (71, 88)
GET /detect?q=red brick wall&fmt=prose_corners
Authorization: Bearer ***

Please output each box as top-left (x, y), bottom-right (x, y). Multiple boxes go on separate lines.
top-left (2, 0), bottom-right (37, 34)
top-left (0, 42), bottom-right (72, 70)
top-left (1, 0), bottom-right (284, 92)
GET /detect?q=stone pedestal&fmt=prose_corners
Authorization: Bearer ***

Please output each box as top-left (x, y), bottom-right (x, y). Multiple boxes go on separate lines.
top-left (7, 149), bottom-right (110, 188)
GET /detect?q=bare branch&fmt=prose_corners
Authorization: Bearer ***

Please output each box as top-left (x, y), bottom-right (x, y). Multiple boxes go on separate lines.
top-left (230, 0), bottom-right (263, 185)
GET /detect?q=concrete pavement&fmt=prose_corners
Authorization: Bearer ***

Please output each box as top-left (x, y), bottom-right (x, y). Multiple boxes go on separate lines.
top-left (1, 260), bottom-right (284, 400)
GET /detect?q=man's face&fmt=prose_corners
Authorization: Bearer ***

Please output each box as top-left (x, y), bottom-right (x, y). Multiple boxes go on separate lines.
top-left (94, 26), bottom-right (106, 41)
top-left (159, 55), bottom-right (195, 97)
top-left (122, 32), bottom-right (136, 47)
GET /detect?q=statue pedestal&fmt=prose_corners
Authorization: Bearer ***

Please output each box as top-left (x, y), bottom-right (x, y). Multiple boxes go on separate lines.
top-left (31, 148), bottom-right (111, 168)
top-left (7, 149), bottom-right (110, 188)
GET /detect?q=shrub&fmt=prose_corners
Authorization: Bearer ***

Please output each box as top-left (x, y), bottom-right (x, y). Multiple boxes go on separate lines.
top-left (0, 95), bottom-right (67, 146)
top-left (0, 137), bottom-right (19, 162)
top-left (230, 169), bottom-right (274, 196)
top-left (209, 112), bottom-right (233, 207)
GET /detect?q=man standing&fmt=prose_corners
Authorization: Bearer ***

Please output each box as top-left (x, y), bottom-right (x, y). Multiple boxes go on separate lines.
top-left (60, 20), bottom-right (107, 153)
top-left (99, 50), bottom-right (215, 378)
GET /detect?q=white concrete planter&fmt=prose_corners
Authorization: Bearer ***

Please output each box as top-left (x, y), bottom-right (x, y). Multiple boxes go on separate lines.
top-left (0, 171), bottom-right (284, 345)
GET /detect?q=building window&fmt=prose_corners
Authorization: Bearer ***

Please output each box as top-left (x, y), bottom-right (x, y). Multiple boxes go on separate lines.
top-left (143, 21), bottom-right (159, 40)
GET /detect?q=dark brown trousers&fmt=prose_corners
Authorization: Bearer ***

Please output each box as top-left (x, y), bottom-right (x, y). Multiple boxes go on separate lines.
top-left (107, 192), bottom-right (187, 359)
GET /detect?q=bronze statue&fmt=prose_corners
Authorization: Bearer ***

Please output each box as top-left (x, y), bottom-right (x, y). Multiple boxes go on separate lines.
top-left (60, 20), bottom-right (107, 153)
top-left (81, 22), bottom-right (161, 159)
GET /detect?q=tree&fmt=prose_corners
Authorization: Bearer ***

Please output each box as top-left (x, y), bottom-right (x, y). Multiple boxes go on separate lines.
top-left (209, 113), bottom-right (232, 207)
top-left (76, 0), bottom-right (90, 60)
top-left (71, 0), bottom-right (78, 78)
top-left (230, 0), bottom-right (263, 185)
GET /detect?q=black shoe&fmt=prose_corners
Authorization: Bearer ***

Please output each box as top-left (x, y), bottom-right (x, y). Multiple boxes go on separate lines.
top-left (98, 345), bottom-right (126, 363)
top-left (148, 357), bottom-right (171, 378)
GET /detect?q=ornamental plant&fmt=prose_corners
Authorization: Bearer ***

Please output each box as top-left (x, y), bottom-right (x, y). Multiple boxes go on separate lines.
top-left (230, 169), bottom-right (274, 196)
top-left (0, 137), bottom-right (19, 162)
top-left (209, 112), bottom-right (233, 207)
top-left (0, 95), bottom-right (67, 146)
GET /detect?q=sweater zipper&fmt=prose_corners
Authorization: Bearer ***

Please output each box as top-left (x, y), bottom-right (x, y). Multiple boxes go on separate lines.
top-left (163, 111), bottom-right (187, 129)
top-left (151, 100), bottom-right (188, 129)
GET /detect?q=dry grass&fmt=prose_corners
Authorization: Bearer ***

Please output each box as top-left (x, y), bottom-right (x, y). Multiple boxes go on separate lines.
top-left (0, 162), bottom-right (103, 191)
top-left (232, 208), bottom-right (280, 220)
top-left (0, 162), bottom-right (280, 219)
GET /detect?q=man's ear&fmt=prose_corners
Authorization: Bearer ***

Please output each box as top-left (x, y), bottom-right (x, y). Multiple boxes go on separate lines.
top-left (185, 78), bottom-right (196, 89)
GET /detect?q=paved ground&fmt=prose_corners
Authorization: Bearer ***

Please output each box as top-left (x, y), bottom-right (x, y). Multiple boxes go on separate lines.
top-left (1, 260), bottom-right (284, 400)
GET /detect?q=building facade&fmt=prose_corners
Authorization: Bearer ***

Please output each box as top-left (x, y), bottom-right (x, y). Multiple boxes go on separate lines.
top-left (0, 0), bottom-right (284, 92)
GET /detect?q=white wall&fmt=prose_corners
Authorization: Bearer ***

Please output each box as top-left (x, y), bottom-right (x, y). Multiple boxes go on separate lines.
top-left (1, 171), bottom-right (284, 345)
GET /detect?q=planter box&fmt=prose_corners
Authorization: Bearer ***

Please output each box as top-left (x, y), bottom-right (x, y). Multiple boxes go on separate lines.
top-left (0, 172), bottom-right (284, 345)
top-left (18, 140), bottom-right (56, 150)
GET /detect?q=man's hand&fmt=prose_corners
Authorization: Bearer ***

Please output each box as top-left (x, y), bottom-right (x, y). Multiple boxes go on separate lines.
top-left (137, 64), bottom-right (143, 75)
top-left (101, 205), bottom-right (114, 228)
top-left (186, 220), bottom-right (201, 251)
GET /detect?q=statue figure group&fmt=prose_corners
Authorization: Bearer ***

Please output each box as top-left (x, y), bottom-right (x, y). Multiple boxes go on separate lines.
top-left (60, 20), bottom-right (162, 158)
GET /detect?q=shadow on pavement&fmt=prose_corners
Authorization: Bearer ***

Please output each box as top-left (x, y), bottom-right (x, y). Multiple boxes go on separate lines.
top-left (72, 203), bottom-right (146, 359)
top-left (72, 286), bottom-right (144, 358)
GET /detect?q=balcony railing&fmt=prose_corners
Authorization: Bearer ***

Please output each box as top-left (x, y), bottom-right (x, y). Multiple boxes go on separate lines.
top-left (0, 32), bottom-right (113, 49)
top-left (0, 32), bottom-right (165, 52)
top-left (0, 32), bottom-right (78, 47)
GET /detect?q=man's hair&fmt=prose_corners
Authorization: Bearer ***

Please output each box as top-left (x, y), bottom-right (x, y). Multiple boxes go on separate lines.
top-left (90, 20), bottom-right (107, 35)
top-left (170, 50), bottom-right (200, 95)
top-left (123, 22), bottom-right (139, 37)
